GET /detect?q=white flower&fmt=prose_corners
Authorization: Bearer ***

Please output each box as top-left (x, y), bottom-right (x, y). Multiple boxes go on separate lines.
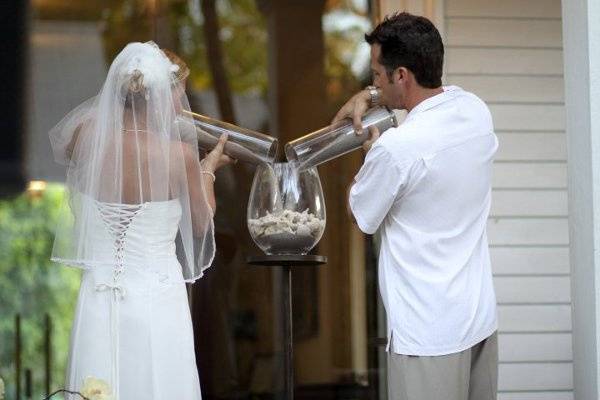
top-left (80, 377), bottom-right (113, 400)
top-left (120, 42), bottom-right (173, 90)
top-left (0, 376), bottom-right (5, 400)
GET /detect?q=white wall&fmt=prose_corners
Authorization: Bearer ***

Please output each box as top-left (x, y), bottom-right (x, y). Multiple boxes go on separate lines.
top-left (28, 21), bottom-right (107, 182)
top-left (443, 0), bottom-right (573, 398)
top-left (561, 0), bottom-right (600, 398)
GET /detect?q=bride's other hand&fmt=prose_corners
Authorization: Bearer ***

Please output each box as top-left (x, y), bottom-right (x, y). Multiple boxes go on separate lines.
top-left (202, 133), bottom-right (236, 172)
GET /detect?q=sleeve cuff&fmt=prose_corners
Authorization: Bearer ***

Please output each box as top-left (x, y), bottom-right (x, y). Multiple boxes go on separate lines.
top-left (349, 195), bottom-right (379, 235)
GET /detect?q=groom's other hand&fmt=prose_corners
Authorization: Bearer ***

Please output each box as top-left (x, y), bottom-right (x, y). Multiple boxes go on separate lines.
top-left (362, 126), bottom-right (381, 152)
top-left (332, 90), bottom-right (372, 135)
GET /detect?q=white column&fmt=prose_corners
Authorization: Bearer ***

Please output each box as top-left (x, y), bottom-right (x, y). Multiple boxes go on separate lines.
top-left (562, 0), bottom-right (600, 398)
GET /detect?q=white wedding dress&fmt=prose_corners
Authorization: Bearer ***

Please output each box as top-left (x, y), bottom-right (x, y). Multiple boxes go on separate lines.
top-left (50, 42), bottom-right (215, 400)
top-left (65, 195), bottom-right (202, 400)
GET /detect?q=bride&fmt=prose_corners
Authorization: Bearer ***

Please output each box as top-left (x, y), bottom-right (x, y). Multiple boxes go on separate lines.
top-left (49, 42), bottom-right (233, 399)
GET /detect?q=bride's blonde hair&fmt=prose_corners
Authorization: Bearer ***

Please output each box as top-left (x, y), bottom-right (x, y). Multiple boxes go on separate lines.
top-left (123, 48), bottom-right (189, 108)
top-left (161, 48), bottom-right (190, 83)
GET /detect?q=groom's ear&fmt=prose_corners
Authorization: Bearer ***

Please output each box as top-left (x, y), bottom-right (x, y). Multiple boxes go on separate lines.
top-left (394, 67), bottom-right (410, 84)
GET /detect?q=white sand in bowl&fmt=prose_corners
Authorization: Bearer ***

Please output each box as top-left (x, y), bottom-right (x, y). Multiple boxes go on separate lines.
top-left (248, 209), bottom-right (325, 254)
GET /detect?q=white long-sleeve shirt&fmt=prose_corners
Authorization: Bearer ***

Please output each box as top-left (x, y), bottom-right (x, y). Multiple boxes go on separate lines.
top-left (350, 86), bottom-right (498, 356)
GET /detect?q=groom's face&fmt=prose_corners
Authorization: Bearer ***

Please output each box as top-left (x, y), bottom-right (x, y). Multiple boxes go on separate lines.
top-left (370, 43), bottom-right (405, 110)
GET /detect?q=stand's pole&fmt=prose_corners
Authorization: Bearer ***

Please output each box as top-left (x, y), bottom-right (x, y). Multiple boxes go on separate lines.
top-left (282, 266), bottom-right (293, 400)
top-left (15, 314), bottom-right (21, 400)
top-left (247, 255), bottom-right (326, 400)
top-left (45, 314), bottom-right (52, 396)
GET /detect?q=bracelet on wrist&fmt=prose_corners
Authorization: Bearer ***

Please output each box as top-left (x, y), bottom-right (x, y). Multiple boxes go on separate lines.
top-left (199, 160), bottom-right (216, 182)
top-left (365, 85), bottom-right (380, 107)
top-left (200, 170), bottom-right (216, 182)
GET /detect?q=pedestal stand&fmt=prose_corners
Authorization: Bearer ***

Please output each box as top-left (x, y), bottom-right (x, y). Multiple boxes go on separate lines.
top-left (246, 254), bottom-right (327, 400)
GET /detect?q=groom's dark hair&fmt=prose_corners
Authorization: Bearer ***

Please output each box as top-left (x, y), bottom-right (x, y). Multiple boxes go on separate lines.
top-left (365, 12), bottom-right (444, 88)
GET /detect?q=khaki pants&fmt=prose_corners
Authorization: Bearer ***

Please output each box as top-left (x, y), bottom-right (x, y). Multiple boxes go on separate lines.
top-left (387, 332), bottom-right (498, 400)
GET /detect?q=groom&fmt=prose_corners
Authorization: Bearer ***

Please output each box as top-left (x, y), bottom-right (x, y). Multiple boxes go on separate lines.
top-left (334, 12), bottom-right (499, 400)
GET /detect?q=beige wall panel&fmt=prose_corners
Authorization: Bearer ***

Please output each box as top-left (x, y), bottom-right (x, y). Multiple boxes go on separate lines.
top-left (498, 393), bottom-right (573, 400)
top-left (498, 305), bottom-right (571, 332)
top-left (487, 218), bottom-right (569, 246)
top-left (446, 0), bottom-right (561, 18)
top-left (492, 163), bottom-right (566, 189)
top-left (446, 48), bottom-right (563, 75)
top-left (489, 104), bottom-right (565, 131)
top-left (447, 19), bottom-right (562, 48)
top-left (490, 247), bottom-right (570, 276)
top-left (494, 276), bottom-right (571, 303)
top-left (446, 76), bottom-right (564, 103)
top-left (498, 363), bottom-right (572, 391)
top-left (495, 133), bottom-right (566, 161)
top-left (491, 190), bottom-right (568, 217)
top-left (499, 333), bottom-right (572, 362)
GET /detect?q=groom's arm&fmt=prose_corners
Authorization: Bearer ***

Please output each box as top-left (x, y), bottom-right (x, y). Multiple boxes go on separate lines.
top-left (348, 145), bottom-right (407, 235)
top-left (347, 126), bottom-right (382, 224)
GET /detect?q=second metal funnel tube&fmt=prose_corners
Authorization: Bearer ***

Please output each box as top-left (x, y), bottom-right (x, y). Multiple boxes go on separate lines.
top-left (180, 107), bottom-right (397, 169)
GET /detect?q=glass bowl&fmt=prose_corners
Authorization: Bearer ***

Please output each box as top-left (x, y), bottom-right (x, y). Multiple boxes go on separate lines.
top-left (247, 162), bottom-right (326, 255)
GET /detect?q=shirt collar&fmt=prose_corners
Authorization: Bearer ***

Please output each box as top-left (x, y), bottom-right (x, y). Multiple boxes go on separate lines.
top-left (405, 85), bottom-right (462, 120)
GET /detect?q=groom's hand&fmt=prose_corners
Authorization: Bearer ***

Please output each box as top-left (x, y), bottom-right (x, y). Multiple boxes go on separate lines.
top-left (362, 126), bottom-right (381, 152)
top-left (332, 90), bottom-right (371, 135)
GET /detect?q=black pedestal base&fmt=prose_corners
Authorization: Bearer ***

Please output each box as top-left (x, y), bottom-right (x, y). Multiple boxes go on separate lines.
top-left (247, 254), bottom-right (327, 400)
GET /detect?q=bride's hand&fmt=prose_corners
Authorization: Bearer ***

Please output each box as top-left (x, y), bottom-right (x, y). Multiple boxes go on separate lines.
top-left (202, 134), bottom-right (236, 172)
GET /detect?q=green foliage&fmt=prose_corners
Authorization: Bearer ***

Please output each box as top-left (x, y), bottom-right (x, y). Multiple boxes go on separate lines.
top-left (100, 0), bottom-right (153, 63)
top-left (213, 0), bottom-right (268, 94)
top-left (101, 0), bottom-right (369, 102)
top-left (169, 0), bottom-right (269, 94)
top-left (0, 184), bottom-right (80, 399)
top-left (102, 0), bottom-right (268, 95)
top-left (324, 4), bottom-right (372, 108)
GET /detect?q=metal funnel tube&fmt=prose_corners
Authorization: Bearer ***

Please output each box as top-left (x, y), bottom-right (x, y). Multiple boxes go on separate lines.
top-left (285, 106), bottom-right (398, 169)
top-left (178, 110), bottom-right (278, 165)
